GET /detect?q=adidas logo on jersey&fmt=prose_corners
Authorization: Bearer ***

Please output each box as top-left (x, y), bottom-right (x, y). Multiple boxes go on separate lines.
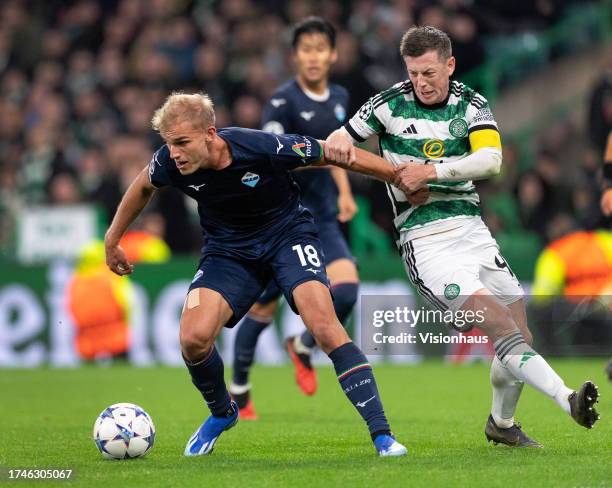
top-left (402, 124), bottom-right (418, 135)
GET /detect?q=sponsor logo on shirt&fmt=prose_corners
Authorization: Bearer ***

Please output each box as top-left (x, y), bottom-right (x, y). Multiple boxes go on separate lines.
top-left (291, 138), bottom-right (312, 158)
top-left (471, 107), bottom-right (494, 124)
top-left (422, 139), bottom-right (445, 158)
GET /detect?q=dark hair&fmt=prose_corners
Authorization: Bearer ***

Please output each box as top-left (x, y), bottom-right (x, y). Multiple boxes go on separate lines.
top-left (292, 16), bottom-right (336, 49)
top-left (399, 26), bottom-right (452, 59)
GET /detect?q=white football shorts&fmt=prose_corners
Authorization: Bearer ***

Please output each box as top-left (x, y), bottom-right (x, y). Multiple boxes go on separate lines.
top-left (398, 218), bottom-right (523, 311)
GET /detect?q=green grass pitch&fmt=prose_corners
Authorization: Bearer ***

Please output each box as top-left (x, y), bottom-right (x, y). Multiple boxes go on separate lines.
top-left (0, 359), bottom-right (610, 487)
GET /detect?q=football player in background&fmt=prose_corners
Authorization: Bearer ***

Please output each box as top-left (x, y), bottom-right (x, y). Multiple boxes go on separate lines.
top-left (230, 17), bottom-right (361, 418)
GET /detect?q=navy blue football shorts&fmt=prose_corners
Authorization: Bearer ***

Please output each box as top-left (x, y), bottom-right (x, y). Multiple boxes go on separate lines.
top-left (188, 219), bottom-right (329, 328)
top-left (256, 218), bottom-right (354, 305)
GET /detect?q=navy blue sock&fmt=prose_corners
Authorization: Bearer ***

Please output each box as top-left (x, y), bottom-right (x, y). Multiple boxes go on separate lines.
top-left (300, 283), bottom-right (358, 349)
top-left (184, 345), bottom-right (232, 417)
top-left (299, 330), bottom-right (317, 349)
top-left (328, 342), bottom-right (391, 440)
top-left (232, 315), bottom-right (271, 385)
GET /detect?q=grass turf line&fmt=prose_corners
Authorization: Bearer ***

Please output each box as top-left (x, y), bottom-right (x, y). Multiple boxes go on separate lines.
top-left (0, 359), bottom-right (610, 487)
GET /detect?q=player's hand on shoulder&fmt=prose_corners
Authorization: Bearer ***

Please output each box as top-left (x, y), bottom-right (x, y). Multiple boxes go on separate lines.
top-left (601, 188), bottom-right (612, 216)
top-left (104, 242), bottom-right (134, 276)
top-left (337, 193), bottom-right (358, 222)
top-left (325, 128), bottom-right (356, 165)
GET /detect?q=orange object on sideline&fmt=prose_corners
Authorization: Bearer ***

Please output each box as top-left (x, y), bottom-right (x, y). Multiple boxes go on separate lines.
top-left (66, 230), bottom-right (170, 360)
top-left (67, 268), bottom-right (130, 360)
top-left (533, 230), bottom-right (612, 302)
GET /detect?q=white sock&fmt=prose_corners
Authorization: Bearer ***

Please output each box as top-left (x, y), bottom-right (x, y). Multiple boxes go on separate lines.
top-left (495, 331), bottom-right (573, 415)
top-left (293, 334), bottom-right (313, 355)
top-left (229, 382), bottom-right (251, 395)
top-left (490, 356), bottom-right (524, 428)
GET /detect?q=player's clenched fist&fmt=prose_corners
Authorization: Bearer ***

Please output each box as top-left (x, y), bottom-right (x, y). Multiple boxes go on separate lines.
top-left (105, 242), bottom-right (134, 276)
top-left (393, 162), bottom-right (436, 194)
top-left (336, 192), bottom-right (358, 222)
top-left (325, 128), bottom-right (356, 165)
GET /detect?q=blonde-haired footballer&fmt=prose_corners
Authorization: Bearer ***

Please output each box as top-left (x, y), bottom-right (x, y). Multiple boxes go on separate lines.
top-left (325, 25), bottom-right (600, 447)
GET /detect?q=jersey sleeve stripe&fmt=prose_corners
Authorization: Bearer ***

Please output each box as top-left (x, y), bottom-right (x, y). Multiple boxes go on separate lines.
top-left (372, 81), bottom-right (410, 104)
top-left (148, 176), bottom-right (161, 189)
top-left (469, 99), bottom-right (487, 110)
top-left (373, 83), bottom-right (412, 109)
top-left (345, 122), bottom-right (366, 142)
top-left (468, 124), bottom-right (498, 133)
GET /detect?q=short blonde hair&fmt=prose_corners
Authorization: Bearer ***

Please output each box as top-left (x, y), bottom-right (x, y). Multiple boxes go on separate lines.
top-left (151, 92), bottom-right (215, 133)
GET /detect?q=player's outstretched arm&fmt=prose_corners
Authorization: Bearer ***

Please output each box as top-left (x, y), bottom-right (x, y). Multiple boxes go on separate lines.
top-left (104, 165), bottom-right (156, 275)
top-left (317, 142), bottom-right (395, 183)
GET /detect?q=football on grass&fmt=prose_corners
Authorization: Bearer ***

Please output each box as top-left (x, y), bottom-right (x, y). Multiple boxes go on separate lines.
top-left (93, 403), bottom-right (155, 460)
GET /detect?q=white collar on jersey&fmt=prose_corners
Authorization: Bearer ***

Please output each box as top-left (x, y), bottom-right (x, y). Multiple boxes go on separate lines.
top-left (301, 86), bottom-right (330, 102)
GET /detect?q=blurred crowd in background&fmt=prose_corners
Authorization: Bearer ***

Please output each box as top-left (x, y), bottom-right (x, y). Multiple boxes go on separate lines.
top-left (0, 0), bottom-right (609, 258)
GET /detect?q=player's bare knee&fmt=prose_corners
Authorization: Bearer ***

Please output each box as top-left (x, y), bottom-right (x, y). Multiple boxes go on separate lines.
top-left (180, 335), bottom-right (214, 361)
top-left (179, 321), bottom-right (215, 360)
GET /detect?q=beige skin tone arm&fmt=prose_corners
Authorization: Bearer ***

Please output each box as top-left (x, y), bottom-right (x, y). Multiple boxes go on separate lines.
top-left (316, 142), bottom-right (396, 183)
top-left (322, 130), bottom-right (429, 205)
top-left (317, 143), bottom-right (429, 205)
top-left (104, 166), bottom-right (156, 275)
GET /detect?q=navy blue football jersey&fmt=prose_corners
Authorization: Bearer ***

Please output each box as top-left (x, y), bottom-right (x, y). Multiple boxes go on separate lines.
top-left (148, 127), bottom-right (322, 255)
top-left (261, 80), bottom-right (349, 224)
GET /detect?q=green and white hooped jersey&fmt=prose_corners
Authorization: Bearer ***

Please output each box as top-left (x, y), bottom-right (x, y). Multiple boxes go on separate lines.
top-left (345, 80), bottom-right (500, 239)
